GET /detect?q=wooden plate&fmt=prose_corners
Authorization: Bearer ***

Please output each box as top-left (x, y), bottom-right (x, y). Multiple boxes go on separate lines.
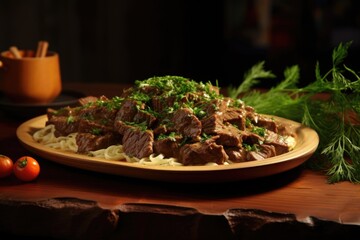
top-left (16, 115), bottom-right (319, 183)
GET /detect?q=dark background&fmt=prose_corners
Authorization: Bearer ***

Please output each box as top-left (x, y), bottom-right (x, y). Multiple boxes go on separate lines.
top-left (0, 0), bottom-right (359, 88)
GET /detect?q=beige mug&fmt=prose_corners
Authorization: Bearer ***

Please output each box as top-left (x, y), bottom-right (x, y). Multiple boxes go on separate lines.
top-left (0, 50), bottom-right (62, 104)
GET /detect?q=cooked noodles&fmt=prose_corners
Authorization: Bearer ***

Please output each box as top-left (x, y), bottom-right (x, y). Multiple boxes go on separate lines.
top-left (33, 124), bottom-right (184, 166)
top-left (33, 124), bottom-right (78, 152)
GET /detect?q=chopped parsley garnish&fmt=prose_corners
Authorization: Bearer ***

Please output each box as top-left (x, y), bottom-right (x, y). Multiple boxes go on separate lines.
top-left (130, 91), bottom-right (151, 103)
top-left (133, 76), bottom-right (224, 107)
top-left (125, 121), bottom-right (148, 131)
top-left (245, 118), bottom-right (252, 127)
top-left (91, 128), bottom-right (102, 135)
top-left (82, 96), bottom-right (124, 110)
top-left (231, 99), bottom-right (245, 108)
top-left (200, 133), bottom-right (211, 142)
top-left (243, 143), bottom-right (259, 152)
top-left (251, 126), bottom-right (266, 137)
top-left (66, 116), bottom-right (75, 124)
top-left (192, 106), bottom-right (206, 119)
top-left (81, 113), bottom-right (95, 121)
top-left (157, 132), bottom-right (177, 141)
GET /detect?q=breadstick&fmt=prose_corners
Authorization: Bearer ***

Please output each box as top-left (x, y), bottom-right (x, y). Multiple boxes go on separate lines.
top-left (35, 41), bottom-right (42, 57)
top-left (9, 46), bottom-right (21, 59)
top-left (35, 41), bottom-right (49, 57)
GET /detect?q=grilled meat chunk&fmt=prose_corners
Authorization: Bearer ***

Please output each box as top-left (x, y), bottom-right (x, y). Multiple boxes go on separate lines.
top-left (172, 108), bottom-right (202, 139)
top-left (76, 132), bottom-right (120, 153)
top-left (178, 139), bottom-right (227, 165)
top-left (121, 126), bottom-right (154, 159)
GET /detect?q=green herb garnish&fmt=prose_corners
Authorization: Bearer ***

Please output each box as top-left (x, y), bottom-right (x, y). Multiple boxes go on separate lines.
top-left (91, 128), bottom-right (102, 135)
top-left (157, 132), bottom-right (177, 141)
top-left (193, 106), bottom-right (206, 119)
top-left (251, 126), bottom-right (266, 137)
top-left (243, 143), bottom-right (259, 152)
top-left (200, 132), bottom-right (211, 142)
top-left (125, 121), bottom-right (148, 131)
top-left (66, 116), bottom-right (75, 124)
top-left (228, 41), bottom-right (360, 183)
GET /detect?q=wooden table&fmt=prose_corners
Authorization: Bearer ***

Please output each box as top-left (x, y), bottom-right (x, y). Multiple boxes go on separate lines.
top-left (1, 83), bottom-right (360, 239)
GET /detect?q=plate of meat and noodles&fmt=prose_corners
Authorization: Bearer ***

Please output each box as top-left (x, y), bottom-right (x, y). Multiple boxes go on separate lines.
top-left (16, 76), bottom-right (319, 183)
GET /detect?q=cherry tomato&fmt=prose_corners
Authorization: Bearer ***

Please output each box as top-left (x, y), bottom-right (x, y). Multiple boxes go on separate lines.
top-left (0, 154), bottom-right (14, 178)
top-left (13, 156), bottom-right (40, 181)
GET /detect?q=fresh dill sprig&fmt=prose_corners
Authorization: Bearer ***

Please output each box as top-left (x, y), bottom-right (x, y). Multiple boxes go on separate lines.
top-left (238, 65), bottom-right (305, 122)
top-left (227, 61), bottom-right (275, 99)
top-left (228, 41), bottom-right (360, 183)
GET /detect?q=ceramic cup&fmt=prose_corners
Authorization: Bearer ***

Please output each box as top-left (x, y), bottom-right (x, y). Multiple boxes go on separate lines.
top-left (0, 50), bottom-right (62, 104)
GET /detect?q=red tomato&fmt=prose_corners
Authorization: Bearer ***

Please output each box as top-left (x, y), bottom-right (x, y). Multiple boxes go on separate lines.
top-left (0, 154), bottom-right (13, 178)
top-left (13, 156), bottom-right (40, 181)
